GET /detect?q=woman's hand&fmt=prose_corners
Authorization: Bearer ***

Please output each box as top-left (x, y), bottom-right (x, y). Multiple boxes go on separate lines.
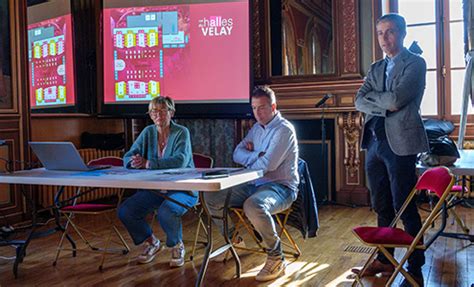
top-left (131, 154), bottom-right (148, 169)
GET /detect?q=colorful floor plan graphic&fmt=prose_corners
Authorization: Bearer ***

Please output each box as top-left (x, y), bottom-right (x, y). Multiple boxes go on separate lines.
top-left (107, 8), bottom-right (189, 102)
top-left (27, 14), bottom-right (75, 108)
top-left (103, 2), bottom-right (249, 104)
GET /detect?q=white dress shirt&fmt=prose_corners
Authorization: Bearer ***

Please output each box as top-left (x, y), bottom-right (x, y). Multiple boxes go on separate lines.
top-left (233, 112), bottom-right (299, 192)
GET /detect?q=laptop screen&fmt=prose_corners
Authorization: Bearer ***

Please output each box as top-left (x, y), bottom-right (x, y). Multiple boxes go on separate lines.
top-left (29, 142), bottom-right (90, 171)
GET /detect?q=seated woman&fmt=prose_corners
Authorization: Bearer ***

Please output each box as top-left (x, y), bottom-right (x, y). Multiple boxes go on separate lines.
top-left (118, 96), bottom-right (197, 267)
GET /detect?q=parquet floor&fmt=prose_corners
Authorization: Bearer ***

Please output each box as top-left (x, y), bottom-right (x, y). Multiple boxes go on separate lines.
top-left (0, 204), bottom-right (472, 286)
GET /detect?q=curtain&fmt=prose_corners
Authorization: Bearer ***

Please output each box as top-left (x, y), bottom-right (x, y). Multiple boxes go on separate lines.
top-left (177, 119), bottom-right (237, 167)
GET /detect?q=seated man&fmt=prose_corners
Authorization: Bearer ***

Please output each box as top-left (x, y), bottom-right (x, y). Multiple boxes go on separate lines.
top-left (204, 85), bottom-right (299, 282)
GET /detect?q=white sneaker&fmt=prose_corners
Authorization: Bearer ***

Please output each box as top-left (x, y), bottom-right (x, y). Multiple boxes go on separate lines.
top-left (137, 240), bottom-right (162, 264)
top-left (212, 236), bottom-right (246, 263)
top-left (170, 242), bottom-right (185, 268)
top-left (255, 256), bottom-right (286, 282)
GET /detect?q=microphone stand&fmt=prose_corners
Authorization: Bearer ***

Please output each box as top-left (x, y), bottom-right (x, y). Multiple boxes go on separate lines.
top-left (319, 103), bottom-right (355, 207)
top-left (321, 102), bottom-right (327, 201)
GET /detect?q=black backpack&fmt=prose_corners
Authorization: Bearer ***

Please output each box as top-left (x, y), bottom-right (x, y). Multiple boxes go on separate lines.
top-left (418, 119), bottom-right (460, 166)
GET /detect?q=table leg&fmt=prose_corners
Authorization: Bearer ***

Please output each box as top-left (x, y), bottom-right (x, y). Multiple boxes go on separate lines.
top-left (13, 189), bottom-right (36, 278)
top-left (223, 189), bottom-right (241, 278)
top-left (196, 188), bottom-right (242, 286)
top-left (12, 185), bottom-right (79, 277)
top-left (428, 201), bottom-right (474, 246)
top-left (440, 197), bottom-right (474, 242)
top-left (196, 191), bottom-right (213, 287)
top-left (440, 232), bottom-right (474, 242)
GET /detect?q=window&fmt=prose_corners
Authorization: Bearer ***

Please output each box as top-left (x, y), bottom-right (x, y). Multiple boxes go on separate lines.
top-left (382, 0), bottom-right (468, 117)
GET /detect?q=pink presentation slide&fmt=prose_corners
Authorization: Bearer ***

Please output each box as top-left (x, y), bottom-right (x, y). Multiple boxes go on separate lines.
top-left (28, 14), bottom-right (76, 108)
top-left (103, 1), bottom-right (249, 104)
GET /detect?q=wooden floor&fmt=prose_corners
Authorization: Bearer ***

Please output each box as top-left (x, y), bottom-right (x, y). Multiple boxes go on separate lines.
top-left (0, 204), bottom-right (472, 286)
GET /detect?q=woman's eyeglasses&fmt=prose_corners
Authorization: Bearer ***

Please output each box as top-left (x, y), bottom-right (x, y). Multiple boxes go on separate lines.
top-left (148, 109), bottom-right (169, 116)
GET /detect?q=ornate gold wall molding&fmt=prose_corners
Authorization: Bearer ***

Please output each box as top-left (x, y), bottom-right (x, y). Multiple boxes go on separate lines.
top-left (337, 111), bottom-right (363, 182)
top-left (341, 0), bottom-right (358, 75)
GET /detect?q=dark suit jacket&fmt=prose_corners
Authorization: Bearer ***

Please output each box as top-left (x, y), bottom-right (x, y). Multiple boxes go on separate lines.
top-left (287, 158), bottom-right (319, 238)
top-left (355, 48), bottom-right (429, 156)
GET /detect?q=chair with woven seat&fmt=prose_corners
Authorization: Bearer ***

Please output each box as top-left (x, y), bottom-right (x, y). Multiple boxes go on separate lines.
top-left (352, 166), bottom-right (455, 287)
top-left (53, 156), bottom-right (130, 270)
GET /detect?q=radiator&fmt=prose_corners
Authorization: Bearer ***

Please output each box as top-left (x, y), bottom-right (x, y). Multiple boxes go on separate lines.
top-left (38, 148), bottom-right (123, 208)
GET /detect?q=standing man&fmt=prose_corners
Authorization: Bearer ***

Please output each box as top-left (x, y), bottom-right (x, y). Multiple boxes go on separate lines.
top-left (204, 85), bottom-right (299, 282)
top-left (354, 13), bottom-right (428, 287)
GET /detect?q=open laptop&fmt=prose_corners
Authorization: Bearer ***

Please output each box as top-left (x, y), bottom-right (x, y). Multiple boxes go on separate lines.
top-left (29, 142), bottom-right (111, 171)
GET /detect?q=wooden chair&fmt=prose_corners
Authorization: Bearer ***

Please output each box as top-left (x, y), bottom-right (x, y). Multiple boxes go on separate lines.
top-left (351, 167), bottom-right (455, 287)
top-left (53, 156), bottom-right (130, 270)
top-left (229, 205), bottom-right (302, 258)
top-left (221, 158), bottom-right (312, 260)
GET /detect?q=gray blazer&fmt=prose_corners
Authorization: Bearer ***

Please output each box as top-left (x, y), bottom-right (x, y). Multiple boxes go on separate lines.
top-left (355, 48), bottom-right (429, 156)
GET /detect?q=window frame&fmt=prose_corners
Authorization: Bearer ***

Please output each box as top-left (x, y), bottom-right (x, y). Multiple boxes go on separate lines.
top-left (381, 0), bottom-right (470, 122)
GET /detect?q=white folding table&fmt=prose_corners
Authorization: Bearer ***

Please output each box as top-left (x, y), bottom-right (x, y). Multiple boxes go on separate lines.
top-left (0, 167), bottom-right (263, 286)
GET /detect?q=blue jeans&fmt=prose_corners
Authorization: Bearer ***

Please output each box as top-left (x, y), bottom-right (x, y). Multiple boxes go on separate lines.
top-left (204, 182), bottom-right (297, 257)
top-left (118, 190), bottom-right (198, 247)
top-left (366, 136), bottom-right (425, 273)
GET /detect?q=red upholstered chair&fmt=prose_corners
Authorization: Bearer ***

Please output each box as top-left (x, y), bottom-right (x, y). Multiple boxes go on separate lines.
top-left (352, 167), bottom-right (455, 287)
top-left (53, 156), bottom-right (130, 270)
top-left (193, 153), bottom-right (214, 171)
top-left (89, 156), bottom-right (124, 167)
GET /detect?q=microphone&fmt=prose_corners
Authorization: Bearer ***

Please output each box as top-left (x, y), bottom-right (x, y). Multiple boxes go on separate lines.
top-left (315, 94), bottom-right (333, 108)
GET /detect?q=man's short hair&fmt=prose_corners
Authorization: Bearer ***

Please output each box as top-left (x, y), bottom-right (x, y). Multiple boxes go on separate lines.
top-left (376, 13), bottom-right (406, 36)
top-left (149, 96), bottom-right (175, 112)
top-left (252, 85), bottom-right (276, 104)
